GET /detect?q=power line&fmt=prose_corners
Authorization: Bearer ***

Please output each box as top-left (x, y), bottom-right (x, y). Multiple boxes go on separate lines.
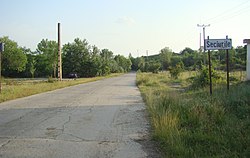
top-left (210, 5), bottom-right (250, 24)
top-left (205, 0), bottom-right (250, 24)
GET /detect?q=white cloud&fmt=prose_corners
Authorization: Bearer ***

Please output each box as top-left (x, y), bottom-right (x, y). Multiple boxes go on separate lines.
top-left (116, 16), bottom-right (136, 25)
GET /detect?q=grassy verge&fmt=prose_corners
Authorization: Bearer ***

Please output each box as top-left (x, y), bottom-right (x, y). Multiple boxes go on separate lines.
top-left (0, 73), bottom-right (122, 103)
top-left (137, 72), bottom-right (250, 157)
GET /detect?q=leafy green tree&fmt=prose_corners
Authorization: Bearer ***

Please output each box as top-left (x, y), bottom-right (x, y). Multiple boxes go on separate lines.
top-left (137, 57), bottom-right (145, 71)
top-left (130, 56), bottom-right (140, 71)
top-left (171, 56), bottom-right (182, 67)
top-left (23, 53), bottom-right (37, 78)
top-left (114, 55), bottom-right (132, 72)
top-left (36, 39), bottom-right (57, 77)
top-left (88, 45), bottom-right (103, 76)
top-left (160, 47), bottom-right (173, 70)
top-left (62, 38), bottom-right (90, 77)
top-left (180, 47), bottom-right (195, 55)
top-left (0, 36), bottom-right (27, 77)
top-left (147, 62), bottom-right (161, 73)
top-left (100, 49), bottom-right (114, 75)
top-left (29, 57), bottom-right (36, 78)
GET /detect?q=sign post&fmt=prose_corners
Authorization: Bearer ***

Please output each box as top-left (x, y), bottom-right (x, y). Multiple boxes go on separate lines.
top-left (226, 36), bottom-right (230, 91)
top-left (207, 36), bottom-right (213, 95)
top-left (205, 36), bottom-right (232, 94)
top-left (0, 43), bottom-right (4, 93)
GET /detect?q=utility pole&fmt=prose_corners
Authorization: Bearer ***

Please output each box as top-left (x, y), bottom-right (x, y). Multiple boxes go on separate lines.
top-left (146, 50), bottom-right (148, 61)
top-left (199, 32), bottom-right (202, 52)
top-left (0, 43), bottom-right (4, 93)
top-left (197, 24), bottom-right (210, 64)
top-left (58, 23), bottom-right (62, 81)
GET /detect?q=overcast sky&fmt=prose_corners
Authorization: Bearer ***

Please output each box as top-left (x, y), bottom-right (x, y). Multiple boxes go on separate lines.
top-left (1, 0), bottom-right (250, 57)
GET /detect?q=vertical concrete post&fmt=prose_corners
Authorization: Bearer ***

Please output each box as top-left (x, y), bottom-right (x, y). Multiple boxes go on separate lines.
top-left (0, 43), bottom-right (4, 93)
top-left (243, 39), bottom-right (250, 81)
top-left (58, 23), bottom-right (62, 81)
top-left (247, 44), bottom-right (250, 80)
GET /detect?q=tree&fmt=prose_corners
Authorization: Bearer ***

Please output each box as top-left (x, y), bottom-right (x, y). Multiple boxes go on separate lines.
top-left (147, 62), bottom-right (161, 73)
top-left (29, 57), bottom-right (36, 78)
top-left (0, 36), bottom-right (27, 77)
top-left (160, 47), bottom-right (173, 70)
top-left (114, 55), bottom-right (132, 72)
top-left (23, 53), bottom-right (37, 78)
top-left (100, 49), bottom-right (114, 75)
top-left (180, 47), bottom-right (195, 55)
top-left (137, 57), bottom-right (145, 72)
top-left (62, 38), bottom-right (90, 77)
top-left (36, 39), bottom-right (57, 77)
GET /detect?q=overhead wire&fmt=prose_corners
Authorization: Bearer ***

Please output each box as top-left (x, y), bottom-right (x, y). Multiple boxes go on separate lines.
top-left (168, 0), bottom-right (250, 52)
top-left (205, 0), bottom-right (250, 24)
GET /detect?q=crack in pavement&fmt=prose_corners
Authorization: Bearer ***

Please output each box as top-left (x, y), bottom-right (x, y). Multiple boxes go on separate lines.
top-left (0, 140), bottom-right (11, 148)
top-left (0, 73), bottom-right (159, 157)
top-left (61, 116), bottom-right (71, 133)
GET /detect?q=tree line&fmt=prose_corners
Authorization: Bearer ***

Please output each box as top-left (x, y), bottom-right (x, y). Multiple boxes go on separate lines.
top-left (0, 36), bottom-right (132, 78)
top-left (0, 36), bottom-right (247, 78)
top-left (130, 46), bottom-right (247, 73)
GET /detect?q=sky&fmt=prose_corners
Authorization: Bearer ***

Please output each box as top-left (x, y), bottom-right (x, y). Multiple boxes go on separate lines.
top-left (1, 0), bottom-right (250, 57)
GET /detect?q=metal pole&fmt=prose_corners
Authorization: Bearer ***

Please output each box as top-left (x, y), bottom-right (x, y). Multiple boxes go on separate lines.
top-left (207, 36), bottom-right (212, 95)
top-left (226, 36), bottom-right (230, 91)
top-left (0, 51), bottom-right (1, 93)
top-left (226, 49), bottom-right (229, 91)
top-left (58, 23), bottom-right (62, 81)
top-left (203, 27), bottom-right (206, 64)
top-left (199, 32), bottom-right (202, 51)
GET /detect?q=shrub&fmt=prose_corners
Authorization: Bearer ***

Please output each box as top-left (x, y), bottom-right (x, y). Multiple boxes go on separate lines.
top-left (189, 65), bottom-right (222, 89)
top-left (48, 76), bottom-right (57, 83)
top-left (169, 62), bottom-right (183, 79)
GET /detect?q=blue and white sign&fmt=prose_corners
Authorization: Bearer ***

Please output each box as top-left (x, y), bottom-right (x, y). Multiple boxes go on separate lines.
top-left (205, 39), bottom-right (232, 50)
top-left (0, 43), bottom-right (4, 52)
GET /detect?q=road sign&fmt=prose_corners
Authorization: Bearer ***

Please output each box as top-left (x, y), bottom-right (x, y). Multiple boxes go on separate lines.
top-left (243, 39), bottom-right (250, 44)
top-left (0, 43), bottom-right (4, 52)
top-left (205, 39), bottom-right (232, 50)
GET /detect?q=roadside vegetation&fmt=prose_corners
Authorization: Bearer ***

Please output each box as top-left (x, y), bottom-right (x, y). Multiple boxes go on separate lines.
top-left (0, 37), bottom-right (132, 78)
top-left (1, 34), bottom-right (249, 157)
top-left (133, 45), bottom-right (249, 156)
top-left (0, 73), bottom-right (121, 103)
top-left (137, 71), bottom-right (249, 157)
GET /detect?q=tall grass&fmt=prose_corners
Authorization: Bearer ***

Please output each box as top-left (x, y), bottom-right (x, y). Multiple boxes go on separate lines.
top-left (137, 72), bottom-right (250, 157)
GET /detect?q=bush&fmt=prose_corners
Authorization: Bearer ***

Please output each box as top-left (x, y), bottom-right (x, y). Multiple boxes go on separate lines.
top-left (169, 62), bottom-right (183, 79)
top-left (48, 76), bottom-right (57, 83)
top-left (189, 65), bottom-right (222, 89)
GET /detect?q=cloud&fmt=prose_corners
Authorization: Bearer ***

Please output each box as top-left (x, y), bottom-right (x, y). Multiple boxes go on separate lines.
top-left (116, 16), bottom-right (136, 25)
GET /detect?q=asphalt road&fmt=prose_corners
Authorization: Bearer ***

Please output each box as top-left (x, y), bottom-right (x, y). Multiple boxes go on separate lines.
top-left (0, 73), bottom-right (158, 158)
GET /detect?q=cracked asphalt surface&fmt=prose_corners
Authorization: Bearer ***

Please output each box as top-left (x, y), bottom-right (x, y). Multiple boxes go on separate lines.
top-left (0, 73), bottom-right (159, 158)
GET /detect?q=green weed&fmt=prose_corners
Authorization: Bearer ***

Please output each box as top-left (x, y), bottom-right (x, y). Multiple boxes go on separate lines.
top-left (137, 72), bottom-right (250, 157)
